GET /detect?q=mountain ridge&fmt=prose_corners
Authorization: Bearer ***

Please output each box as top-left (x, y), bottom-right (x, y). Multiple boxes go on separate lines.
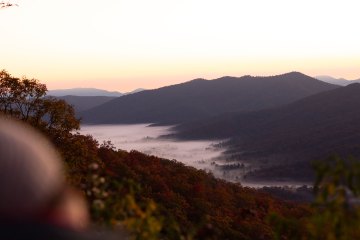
top-left (81, 72), bottom-right (338, 125)
top-left (48, 87), bottom-right (146, 97)
top-left (48, 88), bottom-right (123, 97)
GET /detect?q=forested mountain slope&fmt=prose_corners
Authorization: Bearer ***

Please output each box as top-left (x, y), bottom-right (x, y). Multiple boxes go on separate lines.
top-left (81, 72), bottom-right (338, 125)
top-left (173, 83), bottom-right (360, 181)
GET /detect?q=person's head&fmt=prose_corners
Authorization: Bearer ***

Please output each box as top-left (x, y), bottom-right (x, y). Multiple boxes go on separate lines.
top-left (0, 117), bottom-right (89, 230)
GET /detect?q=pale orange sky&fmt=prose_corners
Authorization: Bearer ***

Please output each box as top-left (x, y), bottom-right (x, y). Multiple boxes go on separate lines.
top-left (1, 0), bottom-right (359, 92)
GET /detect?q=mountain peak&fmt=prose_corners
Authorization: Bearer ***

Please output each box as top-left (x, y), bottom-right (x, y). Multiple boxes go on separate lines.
top-left (213, 72), bottom-right (312, 82)
top-left (280, 71), bottom-right (311, 78)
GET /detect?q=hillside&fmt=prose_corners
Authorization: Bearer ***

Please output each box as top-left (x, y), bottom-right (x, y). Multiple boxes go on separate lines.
top-left (55, 95), bottom-right (117, 112)
top-left (95, 147), bottom-right (309, 239)
top-left (81, 72), bottom-right (338, 125)
top-left (173, 83), bottom-right (360, 181)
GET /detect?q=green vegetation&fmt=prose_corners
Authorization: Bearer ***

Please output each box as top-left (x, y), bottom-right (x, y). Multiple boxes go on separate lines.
top-left (309, 156), bottom-right (360, 239)
top-left (270, 156), bottom-right (360, 240)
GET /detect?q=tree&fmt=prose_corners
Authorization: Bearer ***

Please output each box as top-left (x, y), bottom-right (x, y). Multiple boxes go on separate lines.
top-left (0, 69), bottom-right (80, 138)
top-left (0, 70), bottom-right (167, 239)
top-left (0, 70), bottom-right (46, 119)
top-left (306, 156), bottom-right (360, 239)
top-left (270, 156), bottom-right (360, 240)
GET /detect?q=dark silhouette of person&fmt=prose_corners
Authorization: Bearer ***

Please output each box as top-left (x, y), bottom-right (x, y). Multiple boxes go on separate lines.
top-left (0, 117), bottom-right (121, 240)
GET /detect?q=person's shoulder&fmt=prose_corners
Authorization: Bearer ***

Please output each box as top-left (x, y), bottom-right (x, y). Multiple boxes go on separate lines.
top-left (0, 221), bottom-right (128, 240)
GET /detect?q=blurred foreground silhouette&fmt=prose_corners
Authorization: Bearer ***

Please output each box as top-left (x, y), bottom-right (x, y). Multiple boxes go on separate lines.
top-left (0, 117), bottom-right (123, 239)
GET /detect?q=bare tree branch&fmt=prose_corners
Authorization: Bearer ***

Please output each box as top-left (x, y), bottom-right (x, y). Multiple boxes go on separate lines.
top-left (0, 1), bottom-right (18, 8)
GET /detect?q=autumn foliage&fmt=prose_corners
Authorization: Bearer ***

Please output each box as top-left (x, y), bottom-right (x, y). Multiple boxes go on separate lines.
top-left (97, 146), bottom-right (309, 239)
top-left (0, 69), bottom-right (311, 239)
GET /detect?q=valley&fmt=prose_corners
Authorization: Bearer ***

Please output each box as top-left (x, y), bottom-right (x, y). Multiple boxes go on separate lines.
top-left (80, 123), bottom-right (312, 188)
top-left (3, 1), bottom-right (360, 237)
top-left (73, 72), bottom-right (360, 184)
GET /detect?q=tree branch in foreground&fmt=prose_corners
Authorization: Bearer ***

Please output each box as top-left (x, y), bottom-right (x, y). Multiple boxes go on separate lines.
top-left (0, 1), bottom-right (18, 8)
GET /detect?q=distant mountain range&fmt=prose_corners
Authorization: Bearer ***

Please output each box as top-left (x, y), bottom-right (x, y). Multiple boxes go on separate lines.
top-left (48, 88), bottom-right (123, 97)
top-left (81, 72), bottom-right (338, 125)
top-left (173, 83), bottom-right (360, 181)
top-left (47, 88), bottom-right (145, 113)
top-left (48, 87), bottom-right (145, 97)
top-left (56, 96), bottom-right (117, 112)
top-left (315, 75), bottom-right (360, 86)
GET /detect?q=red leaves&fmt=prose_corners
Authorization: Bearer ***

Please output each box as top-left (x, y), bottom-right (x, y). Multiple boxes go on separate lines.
top-left (95, 148), bottom-right (306, 239)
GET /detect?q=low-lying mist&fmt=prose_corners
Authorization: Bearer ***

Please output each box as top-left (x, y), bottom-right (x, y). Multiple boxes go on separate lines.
top-left (80, 124), bottom-right (224, 170)
top-left (80, 124), bottom-right (309, 188)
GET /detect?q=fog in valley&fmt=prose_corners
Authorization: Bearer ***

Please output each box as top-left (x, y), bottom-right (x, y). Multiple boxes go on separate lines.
top-left (81, 124), bottom-right (224, 167)
top-left (81, 125), bottom-right (235, 176)
top-left (80, 124), bottom-right (308, 187)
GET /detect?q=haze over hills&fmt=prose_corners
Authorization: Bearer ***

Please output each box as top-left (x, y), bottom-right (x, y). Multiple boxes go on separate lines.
top-left (316, 75), bottom-right (360, 86)
top-left (48, 88), bottom-right (146, 113)
top-left (48, 88), bottom-right (123, 97)
top-left (48, 87), bottom-right (145, 97)
top-left (173, 83), bottom-right (360, 181)
top-left (126, 88), bottom-right (146, 95)
top-left (55, 96), bottom-right (117, 112)
top-left (81, 72), bottom-right (338, 125)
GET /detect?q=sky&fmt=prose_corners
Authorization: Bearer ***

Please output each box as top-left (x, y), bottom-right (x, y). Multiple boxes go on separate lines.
top-left (1, 0), bottom-right (359, 91)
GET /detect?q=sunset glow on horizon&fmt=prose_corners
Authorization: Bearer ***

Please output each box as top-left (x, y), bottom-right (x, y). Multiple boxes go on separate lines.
top-left (1, 0), bottom-right (359, 91)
